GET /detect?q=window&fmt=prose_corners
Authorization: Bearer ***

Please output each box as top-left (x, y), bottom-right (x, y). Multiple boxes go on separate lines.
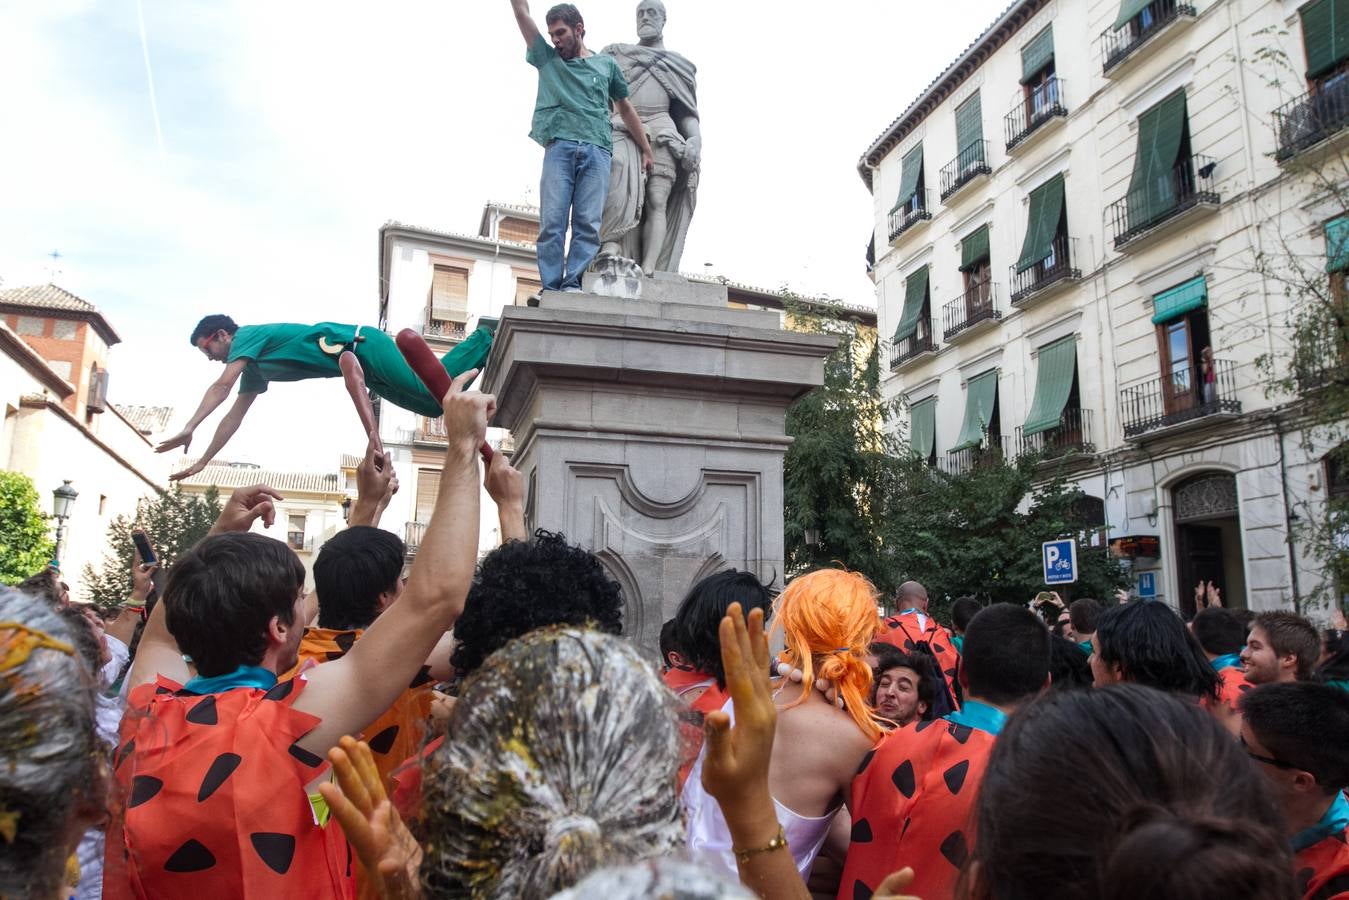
top-left (287, 515), bottom-right (307, 550)
top-left (893, 265), bottom-right (932, 353)
top-left (1016, 174), bottom-right (1067, 280)
top-left (1020, 26), bottom-right (1056, 114)
top-left (1152, 278), bottom-right (1212, 416)
top-left (429, 264), bottom-right (469, 325)
top-left (954, 93), bottom-right (985, 175)
top-left (954, 370), bottom-right (1000, 451)
top-left (1126, 90), bottom-right (1192, 227)
top-left (1300, 0), bottom-right (1349, 89)
top-left (52, 320), bottom-right (77, 340)
top-left (910, 398), bottom-right (938, 466)
top-left (959, 225), bottom-right (992, 311)
top-left (1328, 448), bottom-right (1349, 500)
top-left (891, 144), bottom-right (926, 217)
top-left (498, 216), bottom-right (539, 244)
top-left (98, 495), bottom-right (107, 515)
top-left (415, 468), bottom-right (441, 523)
top-left (16, 316), bottom-right (44, 336)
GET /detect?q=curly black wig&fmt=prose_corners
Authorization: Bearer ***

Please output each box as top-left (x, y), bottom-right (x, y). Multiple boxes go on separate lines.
top-left (449, 529), bottom-right (624, 676)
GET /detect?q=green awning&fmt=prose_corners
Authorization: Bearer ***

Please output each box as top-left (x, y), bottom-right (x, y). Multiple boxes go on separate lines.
top-left (960, 224), bottom-right (991, 272)
top-left (1016, 174), bottom-right (1065, 273)
top-left (1127, 90), bottom-right (1188, 228)
top-left (953, 370), bottom-right (999, 451)
top-left (1021, 26), bottom-right (1055, 83)
top-left (955, 93), bottom-right (983, 154)
top-left (1302, 0), bottom-right (1349, 79)
top-left (910, 398), bottom-right (937, 459)
top-left (890, 145), bottom-right (925, 213)
top-left (893, 266), bottom-right (930, 342)
top-left (1326, 216), bottom-right (1349, 272)
top-left (1151, 276), bottom-right (1208, 324)
top-left (1113, 0), bottom-right (1153, 29)
top-left (1022, 337), bottom-right (1078, 437)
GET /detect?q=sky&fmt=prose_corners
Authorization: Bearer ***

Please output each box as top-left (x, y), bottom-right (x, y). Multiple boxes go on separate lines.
top-left (0, 0), bottom-right (1013, 471)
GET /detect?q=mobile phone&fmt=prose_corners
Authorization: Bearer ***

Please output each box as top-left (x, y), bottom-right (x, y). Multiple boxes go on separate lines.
top-left (132, 531), bottom-right (157, 566)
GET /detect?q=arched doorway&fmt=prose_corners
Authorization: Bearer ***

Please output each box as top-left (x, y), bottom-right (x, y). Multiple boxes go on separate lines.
top-left (1172, 472), bottom-right (1246, 617)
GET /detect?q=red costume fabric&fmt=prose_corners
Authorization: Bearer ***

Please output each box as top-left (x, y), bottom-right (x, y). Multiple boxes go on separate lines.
top-left (877, 611), bottom-right (961, 702)
top-left (1297, 824), bottom-right (1349, 900)
top-left (104, 675), bottom-right (355, 900)
top-left (838, 718), bottom-right (995, 900)
top-left (1215, 665), bottom-right (1252, 710)
top-left (663, 667), bottom-right (729, 788)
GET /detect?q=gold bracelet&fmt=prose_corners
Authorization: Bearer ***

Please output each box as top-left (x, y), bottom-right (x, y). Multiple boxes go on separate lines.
top-left (732, 824), bottom-right (789, 863)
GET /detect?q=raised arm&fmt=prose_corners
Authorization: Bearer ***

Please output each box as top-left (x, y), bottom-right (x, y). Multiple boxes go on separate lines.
top-left (156, 359), bottom-right (248, 456)
top-left (169, 391), bottom-right (258, 481)
top-left (484, 451), bottom-right (527, 544)
top-left (509, 0), bottom-right (542, 46)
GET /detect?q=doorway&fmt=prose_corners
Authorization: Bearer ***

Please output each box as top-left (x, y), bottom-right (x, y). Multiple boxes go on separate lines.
top-left (1172, 472), bottom-right (1246, 617)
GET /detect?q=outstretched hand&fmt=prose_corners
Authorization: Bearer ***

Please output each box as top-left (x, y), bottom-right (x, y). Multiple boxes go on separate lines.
top-left (209, 484), bottom-right (284, 536)
top-left (319, 737), bottom-right (421, 900)
top-left (156, 430), bottom-right (193, 455)
top-left (440, 368), bottom-right (496, 455)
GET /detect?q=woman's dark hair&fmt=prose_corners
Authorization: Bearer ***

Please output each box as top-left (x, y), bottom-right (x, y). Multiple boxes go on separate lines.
top-left (672, 569), bottom-right (773, 688)
top-left (966, 685), bottom-right (1295, 900)
top-left (313, 526), bottom-right (405, 631)
top-left (1095, 601), bottom-right (1219, 702)
top-left (1318, 628), bottom-right (1349, 682)
top-left (950, 596), bottom-right (983, 633)
top-left (1190, 607), bottom-right (1246, 657)
top-left (1047, 633), bottom-right (1092, 690)
top-left (164, 533), bottom-right (304, 677)
top-left (188, 314), bottom-right (238, 345)
top-left (450, 530), bottom-right (622, 677)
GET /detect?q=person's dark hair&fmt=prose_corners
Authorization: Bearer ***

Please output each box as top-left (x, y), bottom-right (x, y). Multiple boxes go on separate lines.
top-left (869, 644), bottom-right (937, 721)
top-left (544, 3), bottom-right (584, 29)
top-left (164, 533), bottom-right (304, 677)
top-left (450, 530), bottom-right (622, 677)
top-left (950, 596), bottom-right (983, 633)
top-left (672, 569), bottom-right (772, 688)
top-left (1318, 629), bottom-right (1349, 682)
top-left (1253, 611), bottom-right (1321, 681)
top-left (52, 605), bottom-right (102, 676)
top-left (961, 603), bottom-right (1050, 705)
top-left (659, 618), bottom-right (680, 666)
top-left (1232, 608), bottom-right (1257, 632)
top-left (1068, 597), bottom-right (1101, 635)
top-left (1241, 682), bottom-right (1349, 795)
top-left (15, 568), bottom-right (63, 607)
top-left (966, 685), bottom-right (1294, 900)
top-left (1191, 607), bottom-right (1246, 657)
top-left (188, 314), bottom-right (238, 346)
top-left (1095, 602), bottom-right (1219, 702)
top-left (1047, 633), bottom-right (1092, 690)
top-left (313, 526), bottom-right (405, 631)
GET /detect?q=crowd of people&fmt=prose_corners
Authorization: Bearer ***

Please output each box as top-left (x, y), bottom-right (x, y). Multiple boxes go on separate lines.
top-left (5, 370), bottom-right (1349, 900)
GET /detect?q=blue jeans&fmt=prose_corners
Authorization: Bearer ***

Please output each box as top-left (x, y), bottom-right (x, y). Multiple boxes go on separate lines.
top-left (538, 139), bottom-right (612, 291)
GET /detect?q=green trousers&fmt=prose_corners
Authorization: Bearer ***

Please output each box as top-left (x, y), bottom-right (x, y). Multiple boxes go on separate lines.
top-left (353, 324), bottom-right (494, 417)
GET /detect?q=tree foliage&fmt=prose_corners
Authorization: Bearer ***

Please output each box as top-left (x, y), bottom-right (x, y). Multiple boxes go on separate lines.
top-left (82, 485), bottom-right (221, 610)
top-left (0, 471), bottom-right (56, 584)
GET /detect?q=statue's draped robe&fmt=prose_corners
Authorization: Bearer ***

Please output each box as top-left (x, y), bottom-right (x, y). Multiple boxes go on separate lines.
top-left (600, 43), bottom-right (699, 273)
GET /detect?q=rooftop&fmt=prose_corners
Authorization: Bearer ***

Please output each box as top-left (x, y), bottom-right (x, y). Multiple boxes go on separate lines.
top-left (114, 404), bottom-right (175, 435)
top-left (0, 283), bottom-right (122, 345)
top-left (179, 461), bottom-right (346, 495)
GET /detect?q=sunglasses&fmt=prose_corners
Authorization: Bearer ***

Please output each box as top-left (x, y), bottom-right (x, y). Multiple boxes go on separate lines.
top-left (1240, 734), bottom-right (1303, 772)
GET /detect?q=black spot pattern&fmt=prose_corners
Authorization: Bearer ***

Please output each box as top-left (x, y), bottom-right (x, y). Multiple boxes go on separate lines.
top-left (852, 880), bottom-right (873, 900)
top-left (409, 665), bottom-right (434, 688)
top-left (197, 753), bottom-right (243, 802)
top-left (155, 684), bottom-right (173, 695)
top-left (891, 759), bottom-right (916, 798)
top-left (367, 725), bottom-right (400, 755)
top-left (914, 719), bottom-right (935, 733)
top-left (250, 832), bottom-right (296, 875)
top-left (114, 737), bottom-right (136, 769)
top-left (932, 643), bottom-right (946, 653)
top-left (850, 818), bottom-right (874, 843)
top-left (288, 741), bottom-right (324, 768)
top-left (940, 830), bottom-right (968, 868)
top-left (943, 759), bottom-right (970, 795)
top-left (263, 679), bottom-right (295, 702)
top-left (164, 839), bottom-right (216, 873)
top-left (185, 696), bottom-right (218, 725)
top-left (855, 749), bottom-right (875, 775)
top-left (128, 775), bottom-right (163, 808)
top-left (950, 724), bottom-right (974, 744)
top-left (324, 651), bottom-right (346, 661)
top-left (903, 639), bottom-right (916, 651)
top-left (334, 631), bottom-right (358, 653)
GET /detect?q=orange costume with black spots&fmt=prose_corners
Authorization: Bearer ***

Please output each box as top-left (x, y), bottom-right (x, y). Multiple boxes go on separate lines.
top-left (877, 610), bottom-right (961, 702)
top-left (104, 675), bottom-right (355, 900)
top-left (1215, 664), bottom-right (1252, 711)
top-left (1294, 793), bottom-right (1349, 900)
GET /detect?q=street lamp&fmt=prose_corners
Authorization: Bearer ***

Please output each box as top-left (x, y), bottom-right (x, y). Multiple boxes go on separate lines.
top-left (51, 480), bottom-right (78, 566)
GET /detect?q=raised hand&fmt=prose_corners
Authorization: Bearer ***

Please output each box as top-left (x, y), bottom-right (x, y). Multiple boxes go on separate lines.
top-left (441, 368), bottom-right (496, 454)
top-left (1206, 581), bottom-right (1223, 608)
top-left (155, 430), bottom-right (193, 455)
top-left (130, 537), bottom-right (158, 603)
top-left (168, 460), bottom-right (206, 482)
top-left (1195, 581), bottom-right (1207, 609)
top-left (319, 737), bottom-right (421, 900)
top-left (702, 602), bottom-right (776, 820)
top-left (208, 484), bottom-right (284, 536)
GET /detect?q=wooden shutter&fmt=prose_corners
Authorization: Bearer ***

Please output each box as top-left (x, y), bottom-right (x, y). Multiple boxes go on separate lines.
top-left (955, 93), bottom-right (984, 154)
top-left (430, 265), bottom-right (469, 323)
top-left (415, 468), bottom-right (441, 522)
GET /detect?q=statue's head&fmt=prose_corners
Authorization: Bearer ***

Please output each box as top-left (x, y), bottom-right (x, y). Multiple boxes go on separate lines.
top-left (636, 0), bottom-right (666, 40)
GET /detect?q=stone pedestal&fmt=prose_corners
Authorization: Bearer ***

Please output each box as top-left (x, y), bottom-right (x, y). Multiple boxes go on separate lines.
top-left (481, 275), bottom-right (836, 655)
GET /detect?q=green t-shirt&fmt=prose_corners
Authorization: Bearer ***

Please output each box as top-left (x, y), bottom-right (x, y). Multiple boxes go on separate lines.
top-left (526, 34), bottom-right (628, 149)
top-left (227, 322), bottom-right (360, 395)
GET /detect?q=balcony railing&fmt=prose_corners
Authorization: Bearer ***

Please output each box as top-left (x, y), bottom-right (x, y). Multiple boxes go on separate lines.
top-left (941, 434), bottom-right (1008, 476)
top-left (405, 521), bottom-right (427, 550)
top-left (943, 281), bottom-right (1002, 340)
top-left (1101, 0), bottom-right (1196, 74)
top-left (1016, 408), bottom-right (1095, 458)
top-left (424, 319), bottom-right (467, 340)
top-left (888, 190), bottom-right (934, 242)
top-left (1010, 235), bottom-right (1081, 305)
top-left (1120, 359), bottom-right (1241, 438)
top-left (1005, 77), bottom-right (1068, 151)
top-left (414, 416), bottom-right (448, 442)
top-left (939, 141), bottom-right (992, 201)
top-left (1275, 78), bottom-right (1349, 162)
top-left (1108, 155), bottom-right (1219, 250)
top-left (889, 330), bottom-right (938, 370)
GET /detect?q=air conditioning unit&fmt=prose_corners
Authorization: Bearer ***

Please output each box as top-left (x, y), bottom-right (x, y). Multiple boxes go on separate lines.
top-left (87, 367), bottom-right (109, 414)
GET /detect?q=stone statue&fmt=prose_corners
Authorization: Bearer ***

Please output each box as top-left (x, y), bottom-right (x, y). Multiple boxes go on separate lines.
top-left (597, 0), bottom-right (700, 276)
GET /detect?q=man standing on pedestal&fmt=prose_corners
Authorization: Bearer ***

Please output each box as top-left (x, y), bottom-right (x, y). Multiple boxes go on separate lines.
top-left (509, 1), bottom-right (653, 293)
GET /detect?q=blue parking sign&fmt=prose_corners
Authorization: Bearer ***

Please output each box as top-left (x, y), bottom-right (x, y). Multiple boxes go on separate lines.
top-left (1137, 572), bottom-right (1157, 599)
top-left (1042, 539), bottom-right (1077, 585)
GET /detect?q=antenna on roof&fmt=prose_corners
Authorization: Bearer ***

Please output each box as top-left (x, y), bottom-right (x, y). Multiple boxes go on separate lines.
top-left (46, 250), bottom-right (63, 283)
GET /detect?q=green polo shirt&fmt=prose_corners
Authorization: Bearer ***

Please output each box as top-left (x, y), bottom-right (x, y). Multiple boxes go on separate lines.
top-left (526, 34), bottom-right (628, 149)
top-left (227, 322), bottom-right (356, 395)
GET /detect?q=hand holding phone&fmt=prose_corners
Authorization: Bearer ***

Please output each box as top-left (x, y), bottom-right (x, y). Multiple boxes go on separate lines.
top-left (131, 530), bottom-right (157, 567)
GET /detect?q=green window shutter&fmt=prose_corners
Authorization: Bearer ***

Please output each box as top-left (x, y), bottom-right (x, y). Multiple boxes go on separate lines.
top-left (1325, 216), bottom-right (1349, 272)
top-left (892, 266), bottom-right (930, 342)
top-left (960, 224), bottom-right (991, 272)
top-left (953, 370), bottom-right (999, 450)
top-left (890, 145), bottom-right (925, 213)
top-left (955, 93), bottom-right (984, 153)
top-left (1015, 174), bottom-right (1066, 273)
top-left (1021, 26), bottom-right (1055, 83)
top-left (910, 398), bottom-right (937, 459)
top-left (1302, 0), bottom-right (1349, 79)
top-left (1151, 276), bottom-right (1208, 324)
top-left (1113, 0), bottom-right (1153, 30)
top-left (1126, 90), bottom-right (1188, 228)
top-left (1022, 337), bottom-right (1078, 436)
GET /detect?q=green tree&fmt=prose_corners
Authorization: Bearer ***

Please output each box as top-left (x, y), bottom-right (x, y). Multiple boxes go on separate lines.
top-left (82, 485), bottom-right (221, 610)
top-left (0, 471), bottom-right (56, 583)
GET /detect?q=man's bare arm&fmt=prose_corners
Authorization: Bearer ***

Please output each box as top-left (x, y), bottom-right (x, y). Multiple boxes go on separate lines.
top-left (509, 0), bottom-right (542, 46)
top-left (169, 392), bottom-right (259, 481)
top-left (157, 359), bottom-right (247, 455)
top-left (615, 98), bottom-right (656, 173)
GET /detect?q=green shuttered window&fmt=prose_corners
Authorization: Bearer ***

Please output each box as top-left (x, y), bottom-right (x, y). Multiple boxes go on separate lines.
top-left (1113, 0), bottom-right (1154, 30)
top-left (1302, 0), bottom-right (1349, 79)
top-left (1022, 337), bottom-right (1078, 436)
top-left (955, 94), bottom-right (984, 153)
top-left (910, 398), bottom-right (937, 459)
top-left (893, 266), bottom-right (930, 342)
top-left (1127, 90), bottom-right (1188, 228)
top-left (1151, 276), bottom-right (1208, 324)
top-left (891, 145), bottom-right (925, 213)
top-left (1326, 216), bottom-right (1349, 272)
top-left (1016, 174), bottom-right (1066, 273)
top-left (1021, 26), bottom-right (1055, 83)
top-left (954, 370), bottom-right (999, 450)
top-left (960, 225), bottom-right (991, 272)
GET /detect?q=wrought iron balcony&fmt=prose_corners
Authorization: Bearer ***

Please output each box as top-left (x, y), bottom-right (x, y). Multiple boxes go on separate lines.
top-left (943, 281), bottom-right (1002, 341)
top-left (424, 319), bottom-right (467, 340)
top-left (889, 331), bottom-right (938, 370)
top-left (1108, 155), bottom-right (1219, 251)
top-left (940, 141), bottom-right (992, 202)
top-left (412, 416), bottom-right (449, 443)
top-left (1101, 0), bottom-right (1197, 75)
top-left (888, 190), bottom-right (934, 242)
top-left (1120, 359), bottom-right (1241, 438)
top-left (1274, 78), bottom-right (1349, 162)
top-left (1016, 408), bottom-right (1095, 458)
top-left (404, 521), bottom-right (427, 551)
top-left (1010, 235), bottom-right (1081, 305)
top-left (1005, 77), bottom-right (1068, 151)
top-left (941, 434), bottom-right (1008, 476)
